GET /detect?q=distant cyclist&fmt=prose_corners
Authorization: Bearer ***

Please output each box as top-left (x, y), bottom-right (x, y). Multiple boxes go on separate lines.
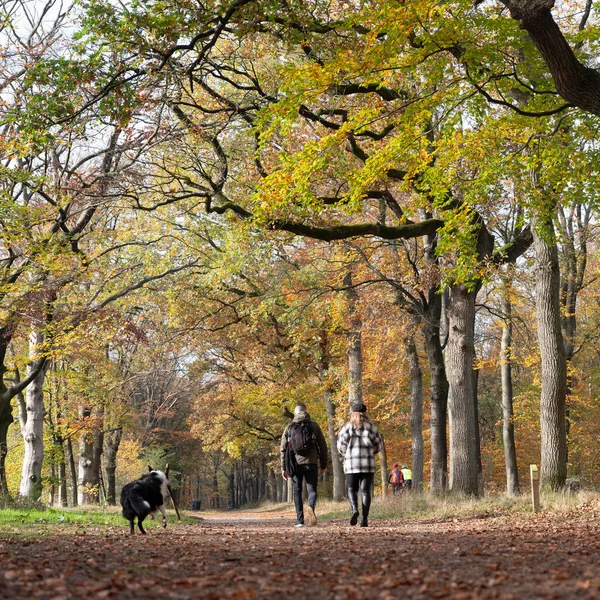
top-left (401, 464), bottom-right (412, 489)
top-left (388, 463), bottom-right (403, 495)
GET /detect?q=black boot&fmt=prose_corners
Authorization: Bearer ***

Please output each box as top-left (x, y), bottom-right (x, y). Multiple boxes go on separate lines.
top-left (348, 487), bottom-right (359, 526)
top-left (360, 486), bottom-right (371, 528)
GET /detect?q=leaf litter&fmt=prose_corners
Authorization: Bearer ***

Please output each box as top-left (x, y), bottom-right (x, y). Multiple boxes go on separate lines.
top-left (1, 507), bottom-right (600, 598)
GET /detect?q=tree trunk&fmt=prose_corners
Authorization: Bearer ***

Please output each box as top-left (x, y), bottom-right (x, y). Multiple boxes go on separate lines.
top-left (19, 330), bottom-right (48, 500)
top-left (53, 414), bottom-right (69, 507)
top-left (420, 208), bottom-right (449, 494)
top-left (379, 440), bottom-right (388, 496)
top-left (58, 452), bottom-right (68, 507)
top-left (0, 394), bottom-right (12, 496)
top-left (280, 473), bottom-right (286, 503)
top-left (78, 411), bottom-right (95, 505)
top-left (405, 334), bottom-right (424, 493)
top-left (501, 291), bottom-right (520, 496)
top-left (275, 468), bottom-right (282, 503)
top-left (229, 465), bottom-right (236, 508)
top-left (501, 3), bottom-right (600, 117)
top-left (93, 415), bottom-right (105, 501)
top-left (0, 337), bottom-right (17, 494)
top-left (423, 313), bottom-right (449, 495)
top-left (0, 327), bottom-right (49, 494)
top-left (324, 388), bottom-right (345, 501)
top-left (267, 467), bottom-right (275, 503)
top-left (78, 406), bottom-right (104, 504)
top-left (319, 333), bottom-right (344, 501)
top-left (104, 428), bottom-right (122, 506)
top-left (533, 217), bottom-right (567, 490)
top-left (446, 283), bottom-right (480, 495)
top-left (50, 463), bottom-right (56, 506)
top-left (344, 273), bottom-right (363, 409)
top-left (212, 468), bottom-right (220, 508)
top-left (66, 436), bottom-right (78, 507)
top-left (557, 203), bottom-right (589, 458)
top-left (345, 272), bottom-right (388, 493)
top-left (472, 366), bottom-right (483, 496)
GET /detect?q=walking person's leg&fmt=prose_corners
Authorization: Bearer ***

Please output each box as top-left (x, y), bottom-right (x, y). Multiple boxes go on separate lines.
top-left (346, 472), bottom-right (360, 526)
top-left (304, 464), bottom-right (318, 526)
top-left (292, 468), bottom-right (305, 526)
top-left (359, 472), bottom-right (374, 527)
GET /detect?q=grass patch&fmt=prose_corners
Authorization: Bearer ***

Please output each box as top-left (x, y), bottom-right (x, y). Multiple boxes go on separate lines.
top-left (265, 490), bottom-right (600, 523)
top-left (0, 506), bottom-right (196, 537)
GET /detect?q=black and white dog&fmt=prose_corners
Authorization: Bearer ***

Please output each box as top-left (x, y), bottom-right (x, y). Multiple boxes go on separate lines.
top-left (120, 469), bottom-right (170, 535)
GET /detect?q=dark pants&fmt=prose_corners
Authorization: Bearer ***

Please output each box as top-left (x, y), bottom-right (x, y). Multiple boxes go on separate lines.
top-left (346, 472), bottom-right (374, 521)
top-left (292, 464), bottom-right (318, 524)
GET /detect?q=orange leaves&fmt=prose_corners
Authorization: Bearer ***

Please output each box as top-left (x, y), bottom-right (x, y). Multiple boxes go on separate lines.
top-left (5, 511), bottom-right (600, 599)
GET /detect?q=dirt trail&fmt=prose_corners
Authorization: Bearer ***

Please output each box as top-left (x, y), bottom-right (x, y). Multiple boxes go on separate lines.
top-left (1, 510), bottom-right (600, 599)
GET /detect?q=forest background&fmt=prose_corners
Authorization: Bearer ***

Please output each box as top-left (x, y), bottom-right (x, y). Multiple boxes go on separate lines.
top-left (1, 0), bottom-right (600, 511)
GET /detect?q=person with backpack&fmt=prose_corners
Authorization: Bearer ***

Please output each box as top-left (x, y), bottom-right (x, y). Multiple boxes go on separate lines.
top-left (280, 402), bottom-right (328, 528)
top-left (388, 463), bottom-right (404, 495)
top-left (337, 402), bottom-right (383, 528)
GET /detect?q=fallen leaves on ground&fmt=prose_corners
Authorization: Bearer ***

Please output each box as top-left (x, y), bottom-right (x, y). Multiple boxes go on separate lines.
top-left (1, 508), bottom-right (600, 599)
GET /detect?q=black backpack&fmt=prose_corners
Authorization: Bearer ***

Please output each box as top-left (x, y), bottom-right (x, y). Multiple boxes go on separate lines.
top-left (288, 421), bottom-right (316, 457)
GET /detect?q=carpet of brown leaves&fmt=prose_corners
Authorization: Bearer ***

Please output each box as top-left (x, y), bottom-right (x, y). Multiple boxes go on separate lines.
top-left (2, 504), bottom-right (600, 599)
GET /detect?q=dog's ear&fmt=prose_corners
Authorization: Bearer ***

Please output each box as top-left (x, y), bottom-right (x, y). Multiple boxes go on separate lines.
top-left (148, 465), bottom-right (153, 473)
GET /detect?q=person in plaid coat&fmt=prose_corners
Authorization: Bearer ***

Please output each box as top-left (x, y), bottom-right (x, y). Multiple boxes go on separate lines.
top-left (336, 402), bottom-right (383, 527)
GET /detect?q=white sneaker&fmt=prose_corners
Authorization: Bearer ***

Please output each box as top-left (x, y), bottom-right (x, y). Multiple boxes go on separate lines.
top-left (306, 506), bottom-right (317, 526)
top-left (294, 522), bottom-right (304, 528)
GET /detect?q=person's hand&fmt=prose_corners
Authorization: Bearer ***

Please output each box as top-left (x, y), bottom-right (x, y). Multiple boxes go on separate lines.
top-left (282, 471), bottom-right (289, 481)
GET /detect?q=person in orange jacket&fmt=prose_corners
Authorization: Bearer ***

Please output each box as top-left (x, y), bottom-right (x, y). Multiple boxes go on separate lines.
top-left (388, 463), bottom-right (403, 495)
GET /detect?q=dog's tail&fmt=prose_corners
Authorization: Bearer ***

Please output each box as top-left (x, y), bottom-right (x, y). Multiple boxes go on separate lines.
top-left (122, 492), bottom-right (151, 519)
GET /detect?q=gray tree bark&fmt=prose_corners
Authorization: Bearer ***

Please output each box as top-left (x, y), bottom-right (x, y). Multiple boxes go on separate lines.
top-left (19, 329), bottom-right (49, 500)
top-left (379, 439), bottom-right (389, 496)
top-left (421, 210), bottom-right (449, 494)
top-left (493, 0), bottom-right (600, 117)
top-left (472, 366), bottom-right (484, 496)
top-left (58, 453), bottom-right (68, 507)
top-left (344, 273), bottom-right (363, 409)
top-left (78, 406), bottom-right (105, 504)
top-left (446, 283), bottom-right (480, 495)
top-left (533, 216), bottom-right (567, 490)
top-left (324, 386), bottom-right (345, 501)
top-left (405, 334), bottom-right (424, 492)
top-left (557, 203), bottom-right (589, 454)
top-left (344, 271), bottom-right (388, 494)
top-left (501, 290), bottom-right (520, 496)
top-left (104, 428), bottom-right (122, 506)
top-left (66, 436), bottom-right (78, 506)
top-left (423, 309), bottom-right (449, 495)
top-left (319, 334), bottom-right (344, 501)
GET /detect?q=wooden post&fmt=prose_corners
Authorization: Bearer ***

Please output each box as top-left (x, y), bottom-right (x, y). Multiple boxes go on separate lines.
top-left (164, 463), bottom-right (181, 521)
top-left (530, 464), bottom-right (540, 512)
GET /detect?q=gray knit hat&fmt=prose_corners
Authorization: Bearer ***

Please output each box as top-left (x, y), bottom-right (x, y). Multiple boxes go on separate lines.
top-left (294, 402), bottom-right (307, 415)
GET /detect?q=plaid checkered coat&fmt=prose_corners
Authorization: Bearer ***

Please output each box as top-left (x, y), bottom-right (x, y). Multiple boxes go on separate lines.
top-left (337, 421), bottom-right (383, 474)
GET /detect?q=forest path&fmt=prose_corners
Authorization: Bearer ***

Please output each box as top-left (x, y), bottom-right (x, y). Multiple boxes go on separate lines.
top-left (1, 509), bottom-right (600, 599)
